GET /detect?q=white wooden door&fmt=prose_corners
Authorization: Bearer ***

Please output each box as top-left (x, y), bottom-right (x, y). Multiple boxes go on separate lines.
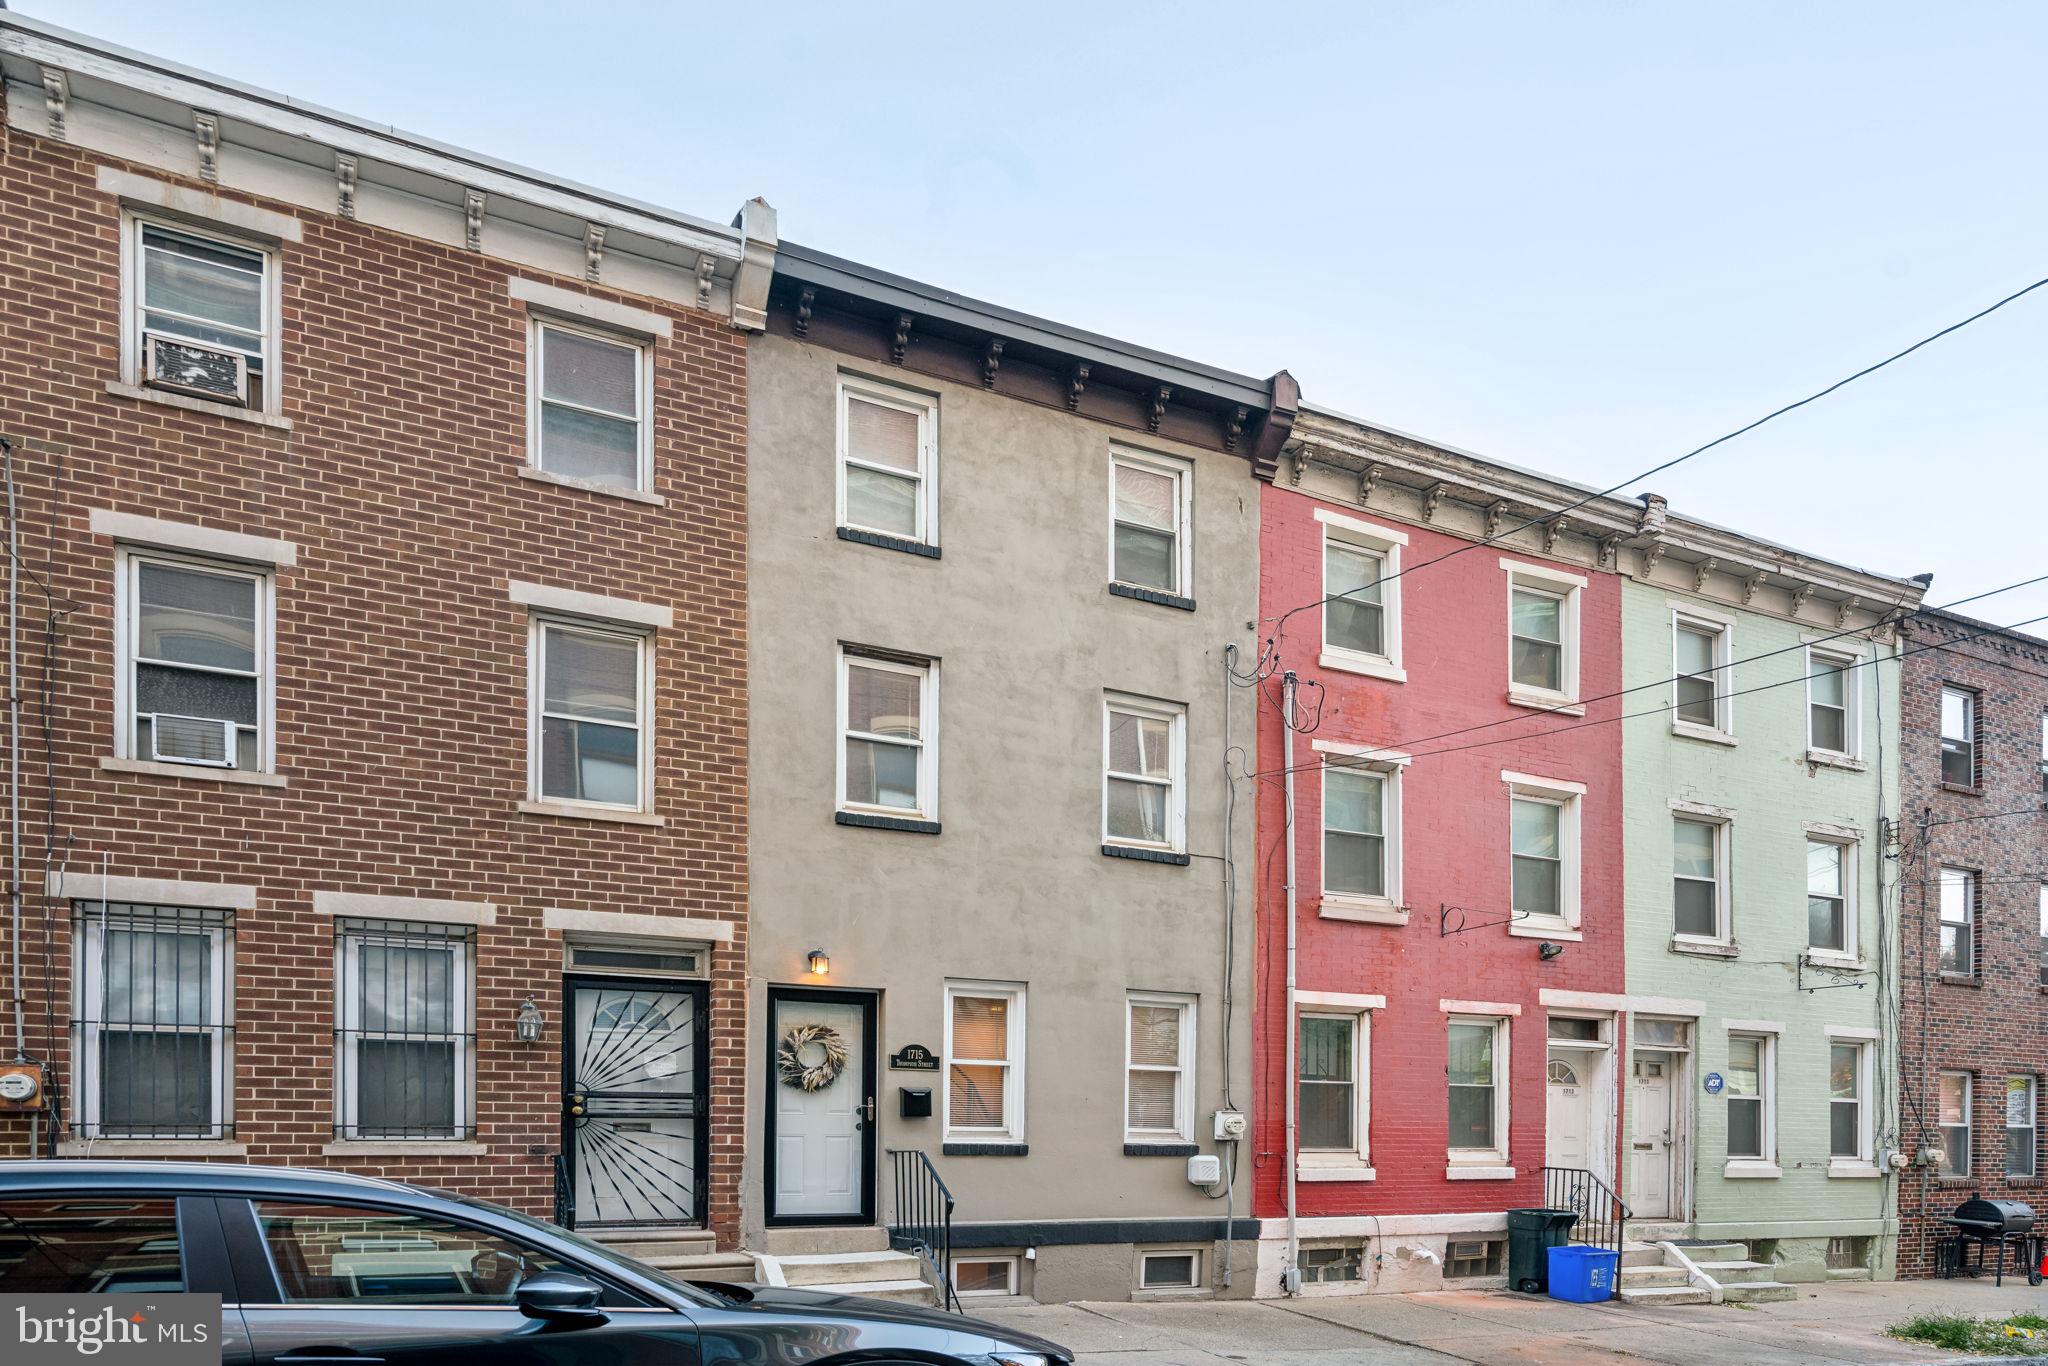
top-left (1546, 1052), bottom-right (1593, 1172)
top-left (1630, 1052), bottom-right (1673, 1218)
top-left (771, 997), bottom-right (868, 1219)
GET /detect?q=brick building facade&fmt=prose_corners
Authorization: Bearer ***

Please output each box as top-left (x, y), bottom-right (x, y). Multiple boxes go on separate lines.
top-left (1895, 609), bottom-right (2048, 1276)
top-left (0, 16), bottom-right (769, 1247)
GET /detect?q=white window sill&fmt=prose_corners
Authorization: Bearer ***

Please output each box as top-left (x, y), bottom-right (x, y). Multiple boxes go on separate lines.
top-left (1670, 720), bottom-right (1737, 747)
top-left (102, 756), bottom-right (287, 788)
top-left (1670, 936), bottom-right (1738, 958)
top-left (1445, 1164), bottom-right (1516, 1181)
top-left (58, 1138), bottom-right (247, 1157)
top-left (1804, 749), bottom-right (1867, 772)
top-left (107, 380), bottom-right (293, 431)
top-left (1297, 1160), bottom-right (1376, 1183)
top-left (1318, 650), bottom-right (1407, 683)
top-left (1507, 918), bottom-right (1581, 941)
top-left (1804, 950), bottom-right (1864, 971)
top-left (517, 799), bottom-right (665, 827)
top-left (517, 465), bottom-right (666, 506)
top-left (1724, 1160), bottom-right (1782, 1179)
top-left (1828, 1160), bottom-right (1883, 1180)
top-left (1317, 894), bottom-right (1409, 926)
top-left (322, 1140), bottom-right (489, 1157)
top-left (1506, 689), bottom-right (1584, 717)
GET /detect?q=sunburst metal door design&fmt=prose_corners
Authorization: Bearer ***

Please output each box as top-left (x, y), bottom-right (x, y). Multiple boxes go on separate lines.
top-left (565, 980), bottom-right (706, 1227)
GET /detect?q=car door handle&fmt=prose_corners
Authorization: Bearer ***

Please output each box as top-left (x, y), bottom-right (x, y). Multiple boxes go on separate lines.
top-left (277, 1354), bottom-right (386, 1364)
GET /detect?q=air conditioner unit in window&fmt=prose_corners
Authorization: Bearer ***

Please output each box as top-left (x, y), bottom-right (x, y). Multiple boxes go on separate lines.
top-left (142, 332), bottom-right (247, 405)
top-left (149, 714), bottom-right (235, 767)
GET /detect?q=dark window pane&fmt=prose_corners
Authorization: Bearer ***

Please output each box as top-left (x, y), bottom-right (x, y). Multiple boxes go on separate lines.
top-left (1727, 1097), bottom-right (1762, 1159)
top-left (1449, 1086), bottom-right (1494, 1149)
top-left (846, 737), bottom-right (920, 811)
top-left (1674, 879), bottom-right (1717, 937)
top-left (101, 1031), bottom-right (210, 1135)
top-left (1326, 599), bottom-right (1383, 657)
top-left (1114, 524), bottom-right (1175, 591)
top-left (844, 465), bottom-right (919, 536)
top-left (1324, 831), bottom-right (1384, 897)
top-left (1299, 1082), bottom-right (1353, 1150)
top-left (539, 404), bottom-right (638, 485)
top-left (1676, 675), bottom-right (1716, 725)
top-left (1512, 636), bottom-right (1563, 692)
top-left (1942, 740), bottom-right (1974, 787)
top-left (1830, 1102), bottom-right (1858, 1158)
top-left (1811, 706), bottom-right (1846, 753)
top-left (0, 1199), bottom-right (184, 1293)
top-left (135, 663), bottom-right (258, 728)
top-left (255, 1203), bottom-right (571, 1306)
top-left (540, 717), bottom-right (638, 805)
top-left (358, 1040), bottom-right (455, 1137)
top-left (137, 563), bottom-right (256, 669)
top-left (541, 328), bottom-right (637, 416)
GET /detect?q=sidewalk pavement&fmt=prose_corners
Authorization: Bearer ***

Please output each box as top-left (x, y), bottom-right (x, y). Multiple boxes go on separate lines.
top-left (979, 1275), bottom-right (2048, 1364)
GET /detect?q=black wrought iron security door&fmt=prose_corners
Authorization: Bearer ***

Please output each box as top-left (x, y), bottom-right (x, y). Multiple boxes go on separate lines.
top-left (563, 977), bottom-right (708, 1227)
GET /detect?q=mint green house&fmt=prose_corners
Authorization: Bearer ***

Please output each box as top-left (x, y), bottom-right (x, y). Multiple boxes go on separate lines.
top-left (1617, 496), bottom-right (1925, 1285)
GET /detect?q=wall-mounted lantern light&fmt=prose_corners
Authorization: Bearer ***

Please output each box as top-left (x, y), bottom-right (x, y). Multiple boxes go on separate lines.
top-left (807, 949), bottom-right (831, 977)
top-left (1538, 941), bottom-right (1565, 961)
top-left (515, 996), bottom-right (546, 1043)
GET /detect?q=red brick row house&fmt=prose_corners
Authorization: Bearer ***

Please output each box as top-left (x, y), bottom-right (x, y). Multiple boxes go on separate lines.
top-left (0, 13), bottom-right (768, 1250)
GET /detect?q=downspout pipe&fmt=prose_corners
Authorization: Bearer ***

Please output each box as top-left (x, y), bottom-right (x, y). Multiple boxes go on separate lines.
top-left (1281, 670), bottom-right (1300, 1296)
top-left (5, 436), bottom-right (21, 1065)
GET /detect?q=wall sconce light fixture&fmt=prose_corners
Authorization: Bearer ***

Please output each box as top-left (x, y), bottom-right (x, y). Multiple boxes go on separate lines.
top-left (1538, 941), bottom-right (1565, 961)
top-left (514, 996), bottom-right (546, 1043)
top-left (807, 949), bottom-right (831, 977)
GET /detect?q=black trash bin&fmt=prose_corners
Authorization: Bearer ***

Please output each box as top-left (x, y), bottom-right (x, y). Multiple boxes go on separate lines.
top-left (1507, 1208), bottom-right (1579, 1294)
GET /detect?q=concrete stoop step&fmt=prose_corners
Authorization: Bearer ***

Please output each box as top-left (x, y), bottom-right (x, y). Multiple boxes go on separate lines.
top-left (771, 1249), bottom-right (935, 1305)
top-left (583, 1228), bottom-right (758, 1285)
top-left (1614, 1240), bottom-right (1797, 1306)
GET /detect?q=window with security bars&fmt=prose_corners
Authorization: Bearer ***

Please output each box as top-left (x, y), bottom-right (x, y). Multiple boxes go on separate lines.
top-left (120, 551), bottom-right (268, 772)
top-left (335, 920), bottom-right (475, 1141)
top-left (945, 983), bottom-right (1022, 1140)
top-left (1126, 995), bottom-right (1192, 1141)
top-left (73, 904), bottom-right (234, 1139)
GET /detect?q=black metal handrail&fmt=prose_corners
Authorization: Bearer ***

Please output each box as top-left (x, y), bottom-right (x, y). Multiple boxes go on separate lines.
top-left (553, 1151), bottom-right (575, 1230)
top-left (887, 1148), bottom-right (959, 1312)
top-left (1542, 1165), bottom-right (1630, 1256)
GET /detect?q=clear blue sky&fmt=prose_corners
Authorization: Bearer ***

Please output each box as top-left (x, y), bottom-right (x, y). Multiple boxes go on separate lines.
top-left (44, 1), bottom-right (2048, 634)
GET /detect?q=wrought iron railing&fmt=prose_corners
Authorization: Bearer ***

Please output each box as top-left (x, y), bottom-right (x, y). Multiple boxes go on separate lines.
top-left (888, 1147), bottom-right (959, 1312)
top-left (1542, 1165), bottom-right (1630, 1256)
top-left (553, 1151), bottom-right (575, 1230)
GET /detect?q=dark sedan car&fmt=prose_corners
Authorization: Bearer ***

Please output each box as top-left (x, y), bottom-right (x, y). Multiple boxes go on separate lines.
top-left (0, 1161), bottom-right (1070, 1365)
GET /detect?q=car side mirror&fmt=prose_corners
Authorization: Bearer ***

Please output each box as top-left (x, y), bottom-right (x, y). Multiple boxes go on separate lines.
top-left (515, 1270), bottom-right (608, 1326)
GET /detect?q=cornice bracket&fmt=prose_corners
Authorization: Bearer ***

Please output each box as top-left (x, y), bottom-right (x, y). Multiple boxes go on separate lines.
top-left (1147, 385), bottom-right (1172, 433)
top-left (1742, 570), bottom-right (1767, 605)
top-left (890, 313), bottom-right (913, 365)
top-left (1225, 406), bottom-right (1248, 453)
top-left (40, 67), bottom-right (68, 142)
top-left (1288, 443), bottom-right (1311, 487)
top-left (463, 188), bottom-right (485, 250)
top-left (1692, 556), bottom-right (1718, 594)
top-left (1598, 535), bottom-right (1621, 572)
top-left (1835, 595), bottom-right (1861, 630)
top-left (1485, 500), bottom-right (1509, 541)
top-left (194, 112), bottom-right (220, 184)
top-left (1067, 362), bottom-right (1090, 411)
top-left (1359, 463), bottom-right (1385, 505)
top-left (695, 254), bottom-right (716, 310)
top-left (335, 152), bottom-right (358, 220)
top-left (1422, 482), bottom-right (1450, 523)
top-left (794, 287), bottom-right (815, 339)
top-left (583, 224), bottom-right (606, 283)
top-left (981, 338), bottom-right (1004, 390)
top-left (1544, 514), bottom-right (1570, 556)
top-left (1641, 542), bottom-right (1667, 578)
top-left (1790, 582), bottom-right (1817, 618)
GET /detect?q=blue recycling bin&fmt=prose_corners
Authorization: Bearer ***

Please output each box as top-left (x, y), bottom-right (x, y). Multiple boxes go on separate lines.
top-left (1546, 1244), bottom-right (1619, 1302)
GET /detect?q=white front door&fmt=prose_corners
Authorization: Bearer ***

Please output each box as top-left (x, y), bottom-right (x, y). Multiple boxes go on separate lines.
top-left (1547, 1052), bottom-right (1593, 1172)
top-left (1630, 1052), bottom-right (1673, 1218)
top-left (771, 995), bottom-right (869, 1220)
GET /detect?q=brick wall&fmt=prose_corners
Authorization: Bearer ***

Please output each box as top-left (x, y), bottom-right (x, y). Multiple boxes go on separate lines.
top-left (0, 119), bottom-right (749, 1243)
top-left (1895, 612), bottom-right (2048, 1276)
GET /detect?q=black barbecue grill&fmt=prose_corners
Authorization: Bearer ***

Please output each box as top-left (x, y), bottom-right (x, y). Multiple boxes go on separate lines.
top-left (1937, 1195), bottom-right (2041, 1286)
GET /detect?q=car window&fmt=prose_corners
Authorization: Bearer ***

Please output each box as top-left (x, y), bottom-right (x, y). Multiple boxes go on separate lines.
top-left (437, 1191), bottom-right (723, 1308)
top-left (253, 1202), bottom-right (582, 1306)
top-left (0, 1198), bottom-right (183, 1293)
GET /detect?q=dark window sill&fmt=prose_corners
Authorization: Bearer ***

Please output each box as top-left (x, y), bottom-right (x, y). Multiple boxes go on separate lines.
top-left (838, 526), bottom-right (940, 559)
top-left (1939, 973), bottom-right (1981, 987)
top-left (836, 811), bottom-right (941, 835)
top-left (1124, 1142), bottom-right (1199, 1157)
top-left (944, 1142), bottom-right (1028, 1157)
top-left (1102, 843), bottom-right (1191, 867)
top-left (1108, 582), bottom-right (1195, 612)
top-left (1940, 782), bottom-right (1984, 797)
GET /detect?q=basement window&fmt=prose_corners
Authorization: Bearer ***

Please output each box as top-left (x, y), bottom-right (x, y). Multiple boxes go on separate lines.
top-left (1137, 1248), bottom-right (1202, 1292)
top-left (1297, 1243), bottom-right (1363, 1284)
top-left (1444, 1238), bottom-right (1505, 1280)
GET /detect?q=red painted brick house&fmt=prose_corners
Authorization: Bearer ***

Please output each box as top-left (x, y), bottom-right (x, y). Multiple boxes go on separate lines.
top-left (0, 14), bottom-right (770, 1250)
top-left (1894, 608), bottom-right (2048, 1276)
top-left (1252, 410), bottom-right (1631, 1294)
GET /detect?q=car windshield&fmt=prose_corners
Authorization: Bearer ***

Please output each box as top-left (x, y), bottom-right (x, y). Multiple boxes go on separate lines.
top-left (430, 1190), bottom-right (727, 1309)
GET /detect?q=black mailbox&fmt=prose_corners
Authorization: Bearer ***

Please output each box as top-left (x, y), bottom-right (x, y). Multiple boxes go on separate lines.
top-left (899, 1087), bottom-right (933, 1119)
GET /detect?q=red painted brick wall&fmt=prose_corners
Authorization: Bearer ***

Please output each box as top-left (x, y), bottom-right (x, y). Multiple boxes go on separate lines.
top-left (1894, 612), bottom-right (2048, 1277)
top-left (0, 120), bottom-right (749, 1244)
top-left (1251, 483), bottom-right (1627, 1221)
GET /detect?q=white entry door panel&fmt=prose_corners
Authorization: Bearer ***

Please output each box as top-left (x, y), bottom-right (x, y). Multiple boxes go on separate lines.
top-left (1547, 1052), bottom-right (1593, 1172)
top-left (772, 997), bottom-right (868, 1219)
top-left (1630, 1052), bottom-right (1673, 1218)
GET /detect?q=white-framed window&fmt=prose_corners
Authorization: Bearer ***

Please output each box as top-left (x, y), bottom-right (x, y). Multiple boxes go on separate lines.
top-left (1940, 686), bottom-right (1978, 788)
top-left (2009, 1076), bottom-right (2038, 1179)
top-left (1109, 449), bottom-right (1191, 598)
top-left (1103, 694), bottom-right (1185, 852)
top-left (123, 212), bottom-right (279, 412)
top-left (1125, 992), bottom-right (1196, 1143)
top-left (1136, 1247), bottom-right (1203, 1292)
top-left (1828, 1038), bottom-right (1872, 1163)
top-left (1939, 1070), bottom-right (1972, 1178)
top-left (1447, 1015), bottom-right (1509, 1165)
top-left (527, 317), bottom-right (653, 491)
top-left (1671, 609), bottom-right (1734, 738)
top-left (75, 903), bottom-right (233, 1139)
top-left (1725, 1032), bottom-right (1773, 1163)
top-left (1806, 647), bottom-right (1861, 757)
top-left (2039, 885), bottom-right (2048, 989)
top-left (1318, 511), bottom-right (1406, 681)
top-left (1938, 867), bottom-right (1976, 976)
top-left (1505, 773), bottom-right (1582, 933)
top-left (837, 375), bottom-right (937, 545)
top-left (1672, 814), bottom-right (1730, 943)
top-left (2039, 712), bottom-right (2047, 793)
top-left (1502, 560), bottom-right (1583, 707)
top-left (1322, 761), bottom-right (1395, 903)
top-left (838, 650), bottom-right (938, 820)
top-left (114, 549), bottom-right (273, 773)
top-left (529, 617), bottom-right (653, 811)
top-left (949, 1255), bottom-right (1019, 1299)
top-left (335, 919), bottom-right (474, 1141)
top-left (1298, 1012), bottom-right (1370, 1162)
top-left (944, 981), bottom-right (1024, 1141)
top-left (1805, 836), bottom-right (1857, 959)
